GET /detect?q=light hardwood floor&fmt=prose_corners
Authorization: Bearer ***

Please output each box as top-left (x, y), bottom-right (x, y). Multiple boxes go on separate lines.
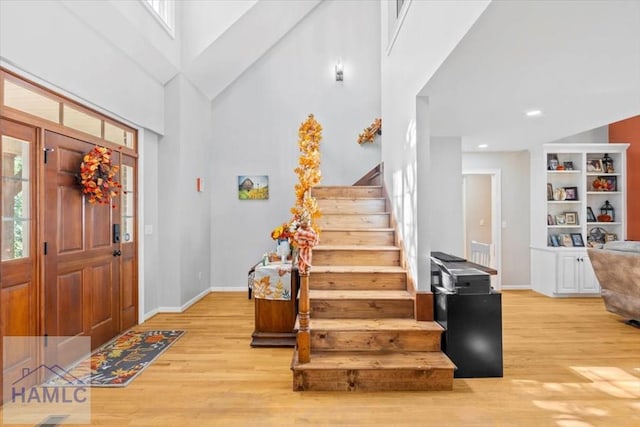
top-left (4, 290), bottom-right (639, 426)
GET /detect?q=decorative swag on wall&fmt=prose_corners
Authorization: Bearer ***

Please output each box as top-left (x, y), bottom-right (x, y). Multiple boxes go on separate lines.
top-left (357, 117), bottom-right (381, 145)
top-left (80, 146), bottom-right (121, 207)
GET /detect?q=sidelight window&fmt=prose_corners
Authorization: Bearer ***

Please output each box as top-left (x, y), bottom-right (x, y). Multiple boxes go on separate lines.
top-left (1, 135), bottom-right (31, 260)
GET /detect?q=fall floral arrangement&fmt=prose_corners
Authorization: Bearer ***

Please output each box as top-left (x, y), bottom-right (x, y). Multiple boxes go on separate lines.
top-left (357, 117), bottom-right (381, 144)
top-left (271, 222), bottom-right (295, 242)
top-left (80, 146), bottom-right (121, 206)
top-left (291, 114), bottom-right (322, 230)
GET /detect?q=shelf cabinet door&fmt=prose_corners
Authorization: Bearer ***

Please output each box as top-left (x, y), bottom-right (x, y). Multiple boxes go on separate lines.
top-left (557, 254), bottom-right (580, 293)
top-left (579, 257), bottom-right (599, 293)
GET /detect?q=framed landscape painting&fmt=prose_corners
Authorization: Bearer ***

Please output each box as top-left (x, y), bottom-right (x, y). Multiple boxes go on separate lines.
top-left (238, 175), bottom-right (269, 200)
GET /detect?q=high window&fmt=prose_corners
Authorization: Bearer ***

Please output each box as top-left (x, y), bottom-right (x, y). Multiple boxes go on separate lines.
top-left (143, 0), bottom-right (175, 36)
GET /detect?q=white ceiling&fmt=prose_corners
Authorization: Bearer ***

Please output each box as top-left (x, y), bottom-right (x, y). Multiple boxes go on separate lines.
top-left (420, 0), bottom-right (640, 152)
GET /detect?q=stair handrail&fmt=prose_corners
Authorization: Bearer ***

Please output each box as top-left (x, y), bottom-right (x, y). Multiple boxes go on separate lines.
top-left (353, 162), bottom-right (383, 186)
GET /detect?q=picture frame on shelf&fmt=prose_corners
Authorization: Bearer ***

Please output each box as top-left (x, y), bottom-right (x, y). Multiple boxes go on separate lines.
top-left (563, 161), bottom-right (574, 170)
top-left (565, 211), bottom-right (578, 225)
top-left (591, 176), bottom-right (617, 191)
top-left (547, 214), bottom-right (555, 225)
top-left (564, 186), bottom-right (578, 200)
top-left (560, 234), bottom-right (573, 247)
top-left (603, 176), bottom-right (617, 192)
top-left (550, 234), bottom-right (560, 247)
top-left (547, 153), bottom-right (559, 170)
top-left (570, 233), bottom-right (585, 247)
top-left (606, 233), bottom-right (618, 242)
top-left (555, 214), bottom-right (566, 225)
top-left (587, 159), bottom-right (603, 172)
top-left (586, 207), bottom-right (596, 222)
top-left (547, 183), bottom-right (554, 201)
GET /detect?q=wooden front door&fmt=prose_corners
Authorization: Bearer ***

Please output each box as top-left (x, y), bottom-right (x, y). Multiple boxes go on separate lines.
top-left (44, 131), bottom-right (121, 350)
top-left (1, 119), bottom-right (38, 402)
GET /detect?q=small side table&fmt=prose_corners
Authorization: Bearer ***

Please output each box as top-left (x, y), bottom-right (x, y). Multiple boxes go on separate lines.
top-left (250, 262), bottom-right (299, 347)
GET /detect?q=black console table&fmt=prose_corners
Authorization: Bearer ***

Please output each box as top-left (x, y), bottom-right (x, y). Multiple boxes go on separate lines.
top-left (433, 286), bottom-right (503, 378)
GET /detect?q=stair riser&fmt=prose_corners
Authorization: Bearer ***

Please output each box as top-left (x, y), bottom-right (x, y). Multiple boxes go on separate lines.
top-left (317, 214), bottom-right (389, 229)
top-left (310, 272), bottom-right (406, 290)
top-left (293, 369), bottom-right (453, 392)
top-left (312, 187), bottom-right (382, 198)
top-left (317, 198), bottom-right (386, 214)
top-left (311, 299), bottom-right (414, 319)
top-left (320, 230), bottom-right (394, 246)
top-left (314, 250), bottom-right (400, 266)
top-left (310, 330), bottom-right (441, 352)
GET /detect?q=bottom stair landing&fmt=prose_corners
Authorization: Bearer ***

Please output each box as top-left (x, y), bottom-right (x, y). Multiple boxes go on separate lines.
top-left (291, 350), bottom-right (456, 391)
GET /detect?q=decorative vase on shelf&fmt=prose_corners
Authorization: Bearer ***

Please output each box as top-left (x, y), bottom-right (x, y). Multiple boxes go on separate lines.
top-left (553, 188), bottom-right (566, 201)
top-left (276, 239), bottom-right (290, 263)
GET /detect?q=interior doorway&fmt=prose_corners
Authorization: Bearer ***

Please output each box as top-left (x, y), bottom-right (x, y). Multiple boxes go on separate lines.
top-left (462, 170), bottom-right (502, 290)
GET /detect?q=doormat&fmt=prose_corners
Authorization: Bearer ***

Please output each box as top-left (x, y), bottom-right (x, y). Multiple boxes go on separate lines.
top-left (47, 330), bottom-right (185, 387)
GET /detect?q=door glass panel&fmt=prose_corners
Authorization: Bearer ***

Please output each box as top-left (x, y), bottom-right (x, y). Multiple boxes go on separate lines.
top-left (125, 131), bottom-right (134, 149)
top-left (2, 135), bottom-right (31, 260)
top-left (121, 164), bottom-right (135, 243)
top-left (3, 78), bottom-right (60, 123)
top-left (104, 122), bottom-right (126, 146)
top-left (63, 105), bottom-right (102, 138)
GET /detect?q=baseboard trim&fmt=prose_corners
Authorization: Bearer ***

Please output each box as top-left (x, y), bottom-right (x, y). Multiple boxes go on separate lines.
top-left (144, 287), bottom-right (213, 318)
top-left (143, 308), bottom-right (160, 322)
top-left (210, 287), bottom-right (246, 292)
top-left (501, 285), bottom-right (531, 290)
top-left (181, 287), bottom-right (212, 312)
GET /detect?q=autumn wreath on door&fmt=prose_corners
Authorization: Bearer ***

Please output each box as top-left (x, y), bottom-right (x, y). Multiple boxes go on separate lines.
top-left (80, 146), bottom-right (121, 207)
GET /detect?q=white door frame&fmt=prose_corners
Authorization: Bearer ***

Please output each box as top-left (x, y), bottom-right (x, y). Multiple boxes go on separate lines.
top-left (462, 169), bottom-right (502, 290)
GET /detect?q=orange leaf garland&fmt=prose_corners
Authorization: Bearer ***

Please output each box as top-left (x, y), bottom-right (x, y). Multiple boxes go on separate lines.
top-left (291, 114), bottom-right (322, 230)
top-left (357, 117), bottom-right (382, 144)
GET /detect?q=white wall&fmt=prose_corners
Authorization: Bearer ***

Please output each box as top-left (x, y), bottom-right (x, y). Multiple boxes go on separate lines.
top-left (209, 0), bottom-right (381, 289)
top-left (547, 126), bottom-right (609, 145)
top-left (381, 0), bottom-right (490, 286)
top-left (462, 151), bottom-right (531, 287)
top-left (429, 137), bottom-right (464, 257)
top-left (0, 0), bottom-right (169, 134)
top-left (142, 130), bottom-right (161, 317)
top-left (158, 74), bottom-right (213, 307)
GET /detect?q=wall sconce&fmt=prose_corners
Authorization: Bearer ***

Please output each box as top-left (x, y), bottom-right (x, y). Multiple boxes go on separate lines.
top-left (335, 60), bottom-right (344, 82)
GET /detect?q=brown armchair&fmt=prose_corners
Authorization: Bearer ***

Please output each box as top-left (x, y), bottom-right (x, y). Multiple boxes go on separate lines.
top-left (587, 241), bottom-right (640, 325)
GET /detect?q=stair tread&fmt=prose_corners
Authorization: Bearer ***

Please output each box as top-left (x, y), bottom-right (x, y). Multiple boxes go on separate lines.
top-left (292, 351), bottom-right (455, 370)
top-left (315, 245), bottom-right (399, 251)
top-left (321, 227), bottom-right (394, 231)
top-left (317, 197), bottom-right (385, 201)
top-left (310, 265), bottom-right (406, 273)
top-left (309, 318), bottom-right (443, 332)
top-left (322, 212), bottom-right (389, 215)
top-left (310, 290), bottom-right (412, 300)
top-left (314, 185), bottom-right (382, 189)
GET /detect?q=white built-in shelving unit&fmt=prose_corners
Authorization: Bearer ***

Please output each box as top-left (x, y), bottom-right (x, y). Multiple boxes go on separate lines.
top-left (531, 143), bottom-right (629, 297)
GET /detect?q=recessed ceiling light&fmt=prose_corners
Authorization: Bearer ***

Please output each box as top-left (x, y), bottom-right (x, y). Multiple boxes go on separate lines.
top-left (525, 109), bottom-right (542, 117)
top-left (477, 144), bottom-right (489, 149)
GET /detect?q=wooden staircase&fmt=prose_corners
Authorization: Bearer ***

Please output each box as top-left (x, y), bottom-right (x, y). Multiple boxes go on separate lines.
top-left (291, 185), bottom-right (456, 391)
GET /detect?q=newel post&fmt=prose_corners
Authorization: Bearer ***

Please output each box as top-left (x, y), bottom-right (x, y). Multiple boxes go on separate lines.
top-left (293, 218), bottom-right (318, 364)
top-left (297, 271), bottom-right (311, 363)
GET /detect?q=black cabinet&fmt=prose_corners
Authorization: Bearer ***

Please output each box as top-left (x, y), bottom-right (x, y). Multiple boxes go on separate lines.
top-left (434, 288), bottom-right (503, 378)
